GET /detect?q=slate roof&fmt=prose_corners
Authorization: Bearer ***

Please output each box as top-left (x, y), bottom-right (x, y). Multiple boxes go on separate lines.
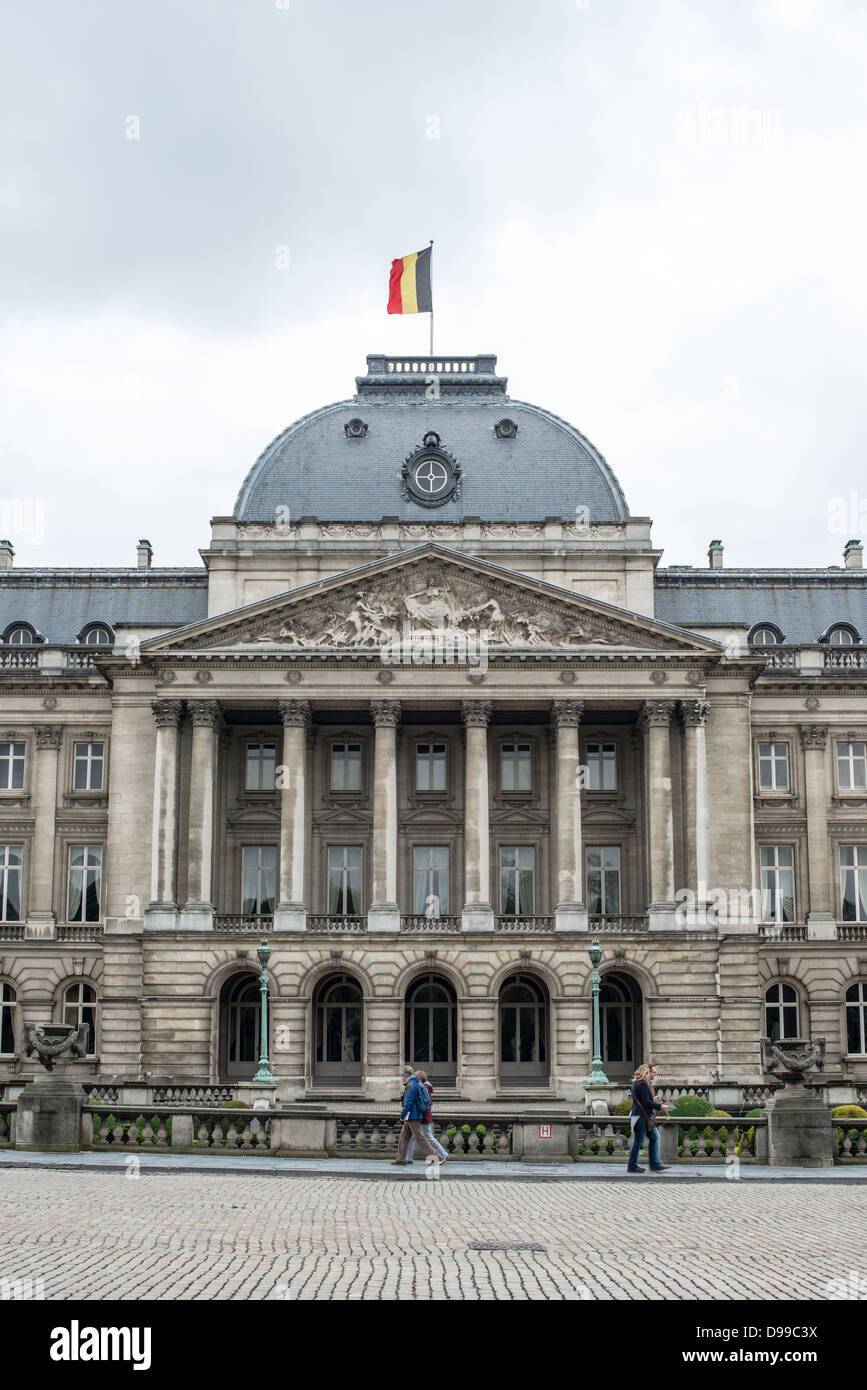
top-left (655, 570), bottom-right (867, 643)
top-left (233, 355), bottom-right (629, 524)
top-left (0, 570), bottom-right (208, 645)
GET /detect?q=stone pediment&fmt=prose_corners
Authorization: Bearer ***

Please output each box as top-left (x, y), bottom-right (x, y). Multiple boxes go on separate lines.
top-left (314, 808), bottom-right (373, 826)
top-left (142, 545), bottom-right (720, 656)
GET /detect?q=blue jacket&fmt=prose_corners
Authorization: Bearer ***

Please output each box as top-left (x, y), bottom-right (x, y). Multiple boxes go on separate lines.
top-left (630, 1079), bottom-right (661, 1119)
top-left (400, 1077), bottom-right (428, 1121)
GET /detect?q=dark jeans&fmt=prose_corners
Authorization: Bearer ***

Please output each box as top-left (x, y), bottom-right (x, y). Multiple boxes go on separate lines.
top-left (627, 1113), bottom-right (662, 1170)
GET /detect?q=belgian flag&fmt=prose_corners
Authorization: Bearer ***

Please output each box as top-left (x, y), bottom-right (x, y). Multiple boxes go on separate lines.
top-left (387, 246), bottom-right (432, 315)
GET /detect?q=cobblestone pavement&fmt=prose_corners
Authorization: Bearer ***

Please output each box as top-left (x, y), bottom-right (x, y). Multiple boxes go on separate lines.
top-left (1, 1168), bottom-right (864, 1301)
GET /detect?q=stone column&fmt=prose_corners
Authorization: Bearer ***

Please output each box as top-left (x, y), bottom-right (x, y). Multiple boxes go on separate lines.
top-left (461, 700), bottom-right (494, 932)
top-left (25, 725), bottom-right (63, 938)
top-left (145, 700), bottom-right (183, 929)
top-left (552, 700), bottom-right (588, 932)
top-left (800, 725), bottom-right (835, 938)
top-left (181, 700), bottom-right (220, 929)
top-left (641, 699), bottom-right (677, 929)
top-left (368, 700), bottom-right (401, 933)
top-left (274, 700), bottom-right (310, 932)
top-left (680, 699), bottom-right (711, 926)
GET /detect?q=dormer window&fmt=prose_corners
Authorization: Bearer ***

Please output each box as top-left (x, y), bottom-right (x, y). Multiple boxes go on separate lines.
top-left (748, 624), bottom-right (783, 646)
top-left (827, 625), bottom-right (859, 646)
top-left (79, 624), bottom-right (114, 647)
top-left (3, 623), bottom-right (38, 645)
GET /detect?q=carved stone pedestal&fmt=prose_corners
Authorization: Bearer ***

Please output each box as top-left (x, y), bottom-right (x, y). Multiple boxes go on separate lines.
top-left (767, 1088), bottom-right (835, 1168)
top-left (15, 1069), bottom-right (84, 1153)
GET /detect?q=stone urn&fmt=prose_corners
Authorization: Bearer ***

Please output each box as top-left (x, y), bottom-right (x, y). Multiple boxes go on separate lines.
top-left (760, 1036), bottom-right (833, 1168)
top-left (15, 1023), bottom-right (89, 1152)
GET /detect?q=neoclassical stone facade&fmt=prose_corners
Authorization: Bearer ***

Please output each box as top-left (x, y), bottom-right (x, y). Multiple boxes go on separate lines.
top-left (0, 354), bottom-right (865, 1105)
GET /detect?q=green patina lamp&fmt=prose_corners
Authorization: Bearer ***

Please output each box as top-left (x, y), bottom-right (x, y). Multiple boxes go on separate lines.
top-left (252, 937), bottom-right (277, 1086)
top-left (586, 937), bottom-right (610, 1086)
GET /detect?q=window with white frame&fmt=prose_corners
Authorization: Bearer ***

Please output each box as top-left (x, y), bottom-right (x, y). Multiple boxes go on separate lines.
top-left (6, 627), bottom-right (33, 645)
top-left (749, 626), bottom-right (779, 646)
top-left (0, 742), bottom-right (25, 790)
top-left (330, 742), bottom-right (362, 792)
top-left (66, 845), bottom-right (102, 922)
top-left (837, 741), bottom-right (867, 792)
top-left (846, 982), bottom-right (867, 1055)
top-left (62, 982), bottom-right (96, 1055)
top-left (0, 982), bottom-right (16, 1054)
top-left (83, 625), bottom-right (112, 646)
top-left (586, 845), bottom-right (621, 915)
top-left (501, 743), bottom-right (532, 793)
top-left (829, 627), bottom-right (855, 646)
top-left (0, 845), bottom-right (22, 922)
top-left (327, 846), bottom-right (363, 915)
top-left (764, 983), bottom-right (799, 1042)
top-left (413, 846), bottom-right (449, 915)
top-left (245, 742), bottom-right (277, 792)
top-left (499, 846), bottom-right (535, 914)
top-left (241, 845), bottom-right (276, 915)
top-left (840, 846), bottom-right (867, 922)
top-left (760, 846), bottom-right (795, 923)
top-left (586, 743), bottom-right (616, 791)
top-left (72, 741), bottom-right (104, 791)
top-left (416, 742), bottom-right (446, 792)
top-left (757, 741), bottom-right (789, 792)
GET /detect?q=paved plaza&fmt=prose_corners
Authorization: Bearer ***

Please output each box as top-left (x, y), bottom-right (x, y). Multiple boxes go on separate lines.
top-left (1, 1163), bottom-right (864, 1300)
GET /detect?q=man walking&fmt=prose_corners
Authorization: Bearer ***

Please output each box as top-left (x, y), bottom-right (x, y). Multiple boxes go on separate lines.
top-left (391, 1069), bottom-right (437, 1165)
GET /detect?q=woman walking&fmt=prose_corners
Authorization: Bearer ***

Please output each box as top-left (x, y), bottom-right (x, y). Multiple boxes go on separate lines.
top-left (416, 1071), bottom-right (449, 1163)
top-left (627, 1063), bottom-right (671, 1173)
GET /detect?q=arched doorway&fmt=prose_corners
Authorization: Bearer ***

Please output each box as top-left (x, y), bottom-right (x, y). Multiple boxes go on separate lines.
top-left (499, 973), bottom-right (548, 1087)
top-left (219, 973), bottom-right (261, 1081)
top-left (405, 973), bottom-right (457, 1086)
top-left (599, 972), bottom-right (642, 1080)
top-left (313, 973), bottom-right (363, 1086)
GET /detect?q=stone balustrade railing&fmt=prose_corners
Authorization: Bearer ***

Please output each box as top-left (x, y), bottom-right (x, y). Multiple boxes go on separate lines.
top-left (836, 1119), bottom-right (867, 1161)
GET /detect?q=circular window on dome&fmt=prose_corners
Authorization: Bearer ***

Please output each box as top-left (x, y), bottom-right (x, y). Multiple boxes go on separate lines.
top-left (401, 438), bottom-right (461, 508)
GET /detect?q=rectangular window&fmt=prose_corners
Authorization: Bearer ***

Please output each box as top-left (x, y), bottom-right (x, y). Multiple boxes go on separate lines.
top-left (586, 845), bottom-right (621, 914)
top-left (0, 845), bottom-right (22, 922)
top-left (413, 846), bottom-right (449, 914)
top-left (499, 846), bottom-right (535, 914)
top-left (241, 845), bottom-right (276, 915)
top-left (245, 743), bottom-right (277, 792)
top-left (0, 742), bottom-right (25, 791)
top-left (327, 846), bottom-right (363, 915)
top-left (840, 845), bottom-right (867, 923)
top-left (837, 741), bottom-right (867, 792)
top-left (760, 845), bottom-right (795, 923)
top-left (416, 742), bottom-right (446, 792)
top-left (501, 743), bottom-right (532, 793)
top-left (73, 741), bottom-right (104, 791)
top-left (330, 743), bottom-right (362, 792)
top-left (586, 743), bottom-right (616, 792)
top-left (757, 741), bottom-right (789, 792)
top-left (67, 845), bottom-right (102, 923)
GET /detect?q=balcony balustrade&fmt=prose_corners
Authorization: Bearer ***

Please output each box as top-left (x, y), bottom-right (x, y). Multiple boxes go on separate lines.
top-left (588, 914), bottom-right (649, 932)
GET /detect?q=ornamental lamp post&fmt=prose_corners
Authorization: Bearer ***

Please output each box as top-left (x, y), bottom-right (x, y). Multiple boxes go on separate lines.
top-left (252, 937), bottom-right (276, 1086)
top-left (586, 937), bottom-right (610, 1087)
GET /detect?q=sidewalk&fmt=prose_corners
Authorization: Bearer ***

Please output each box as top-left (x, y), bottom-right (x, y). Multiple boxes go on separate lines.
top-left (1, 1149), bottom-right (864, 1182)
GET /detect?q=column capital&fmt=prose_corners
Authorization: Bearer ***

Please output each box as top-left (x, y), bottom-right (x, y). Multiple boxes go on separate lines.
top-left (460, 699), bottom-right (493, 729)
top-left (279, 699), bottom-right (311, 729)
top-left (551, 699), bottom-right (584, 729)
top-left (679, 699), bottom-right (710, 728)
top-left (640, 699), bottom-right (676, 731)
top-left (151, 700), bottom-right (184, 729)
top-left (799, 724), bottom-right (828, 751)
top-left (370, 699), bottom-right (402, 728)
top-left (187, 699), bottom-right (221, 729)
top-left (35, 724), bottom-right (63, 749)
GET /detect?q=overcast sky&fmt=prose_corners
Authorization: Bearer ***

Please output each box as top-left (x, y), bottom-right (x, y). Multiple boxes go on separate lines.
top-left (1, 0), bottom-right (865, 571)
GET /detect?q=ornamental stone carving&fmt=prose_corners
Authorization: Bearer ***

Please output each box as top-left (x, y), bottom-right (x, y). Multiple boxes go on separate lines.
top-left (551, 699), bottom-right (584, 728)
top-left (151, 700), bottom-right (184, 728)
top-left (640, 699), bottom-right (676, 731)
top-left (35, 725), bottom-right (63, 749)
top-left (460, 700), bottom-right (493, 728)
top-left (799, 724), bottom-right (828, 751)
top-left (188, 700), bottom-right (221, 728)
top-left (279, 699), bottom-right (311, 729)
top-left (370, 700), bottom-right (402, 728)
top-left (680, 699), bottom-right (710, 727)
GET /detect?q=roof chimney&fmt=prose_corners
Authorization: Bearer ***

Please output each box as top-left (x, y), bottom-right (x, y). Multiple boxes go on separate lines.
top-left (707, 539), bottom-right (724, 570)
top-left (137, 538), bottom-right (153, 569)
top-left (844, 538), bottom-right (863, 570)
top-left (0, 539), bottom-right (14, 569)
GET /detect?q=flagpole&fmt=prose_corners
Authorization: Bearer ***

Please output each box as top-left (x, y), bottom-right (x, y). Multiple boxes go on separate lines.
top-left (429, 239), bottom-right (434, 356)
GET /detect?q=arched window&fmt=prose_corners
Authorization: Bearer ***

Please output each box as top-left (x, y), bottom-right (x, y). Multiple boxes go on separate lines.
top-left (846, 982), bottom-right (867, 1056)
top-left (598, 972), bottom-right (642, 1077)
top-left (828, 625), bottom-right (858, 646)
top-left (80, 624), bottom-right (114, 647)
top-left (0, 982), bottom-right (16, 1055)
top-left (314, 974), bottom-right (362, 1085)
top-left (61, 982), bottom-right (97, 1055)
top-left (765, 983), bottom-right (799, 1042)
top-left (3, 624), bottom-right (36, 645)
top-left (405, 974), bottom-right (457, 1083)
top-left (499, 973), bottom-right (548, 1086)
top-left (219, 974), bottom-right (261, 1080)
top-left (748, 625), bottom-right (782, 647)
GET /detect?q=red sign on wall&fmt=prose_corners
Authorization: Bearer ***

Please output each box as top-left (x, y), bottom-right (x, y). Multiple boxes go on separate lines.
top-left (539, 1123), bottom-right (552, 1139)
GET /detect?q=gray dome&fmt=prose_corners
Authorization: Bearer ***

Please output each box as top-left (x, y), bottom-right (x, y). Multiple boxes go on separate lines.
top-left (234, 354), bottom-right (629, 524)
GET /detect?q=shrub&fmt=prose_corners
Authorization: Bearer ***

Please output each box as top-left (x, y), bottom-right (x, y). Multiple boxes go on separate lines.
top-left (671, 1095), bottom-right (714, 1118)
top-left (613, 1097), bottom-right (632, 1115)
top-left (710, 1109), bottom-right (732, 1119)
top-left (745, 1108), bottom-right (764, 1119)
top-left (831, 1105), bottom-right (867, 1119)
top-left (220, 1099), bottom-right (250, 1110)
